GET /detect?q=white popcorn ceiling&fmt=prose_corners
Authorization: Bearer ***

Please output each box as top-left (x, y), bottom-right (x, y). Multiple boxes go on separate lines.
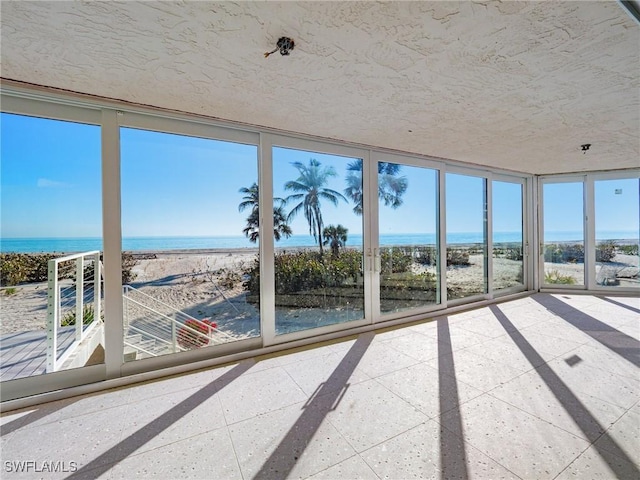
top-left (1, 1), bottom-right (638, 174)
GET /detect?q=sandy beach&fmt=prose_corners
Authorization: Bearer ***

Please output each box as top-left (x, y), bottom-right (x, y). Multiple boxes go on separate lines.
top-left (1, 248), bottom-right (637, 338)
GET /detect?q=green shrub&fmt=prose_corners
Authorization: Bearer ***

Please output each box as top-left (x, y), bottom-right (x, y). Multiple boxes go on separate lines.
top-left (214, 267), bottom-right (242, 289)
top-left (414, 246), bottom-right (437, 266)
top-left (85, 252), bottom-right (138, 284)
top-left (505, 246), bottom-right (523, 261)
top-left (61, 304), bottom-right (97, 327)
top-left (244, 250), bottom-right (363, 296)
top-left (380, 248), bottom-right (412, 273)
top-left (544, 269), bottom-right (576, 285)
top-left (121, 252), bottom-right (138, 284)
top-left (446, 249), bottom-right (470, 266)
top-left (544, 243), bottom-right (584, 264)
top-left (596, 240), bottom-right (617, 263)
top-left (618, 244), bottom-right (639, 256)
top-left (2, 287), bottom-right (18, 296)
top-left (0, 253), bottom-right (75, 286)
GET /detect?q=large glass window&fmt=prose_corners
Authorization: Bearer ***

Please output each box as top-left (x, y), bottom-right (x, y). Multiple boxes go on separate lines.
top-left (378, 163), bottom-right (440, 314)
top-left (0, 113), bottom-right (103, 380)
top-left (120, 128), bottom-right (259, 362)
top-left (446, 173), bottom-right (488, 300)
top-left (594, 178), bottom-right (639, 288)
top-left (542, 182), bottom-right (585, 286)
top-left (492, 180), bottom-right (524, 291)
top-left (272, 147), bottom-right (364, 335)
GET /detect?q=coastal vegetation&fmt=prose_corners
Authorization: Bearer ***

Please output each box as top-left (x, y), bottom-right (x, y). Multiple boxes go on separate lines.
top-left (344, 160), bottom-right (408, 215)
top-left (544, 269), bottom-right (576, 285)
top-left (284, 158), bottom-right (348, 255)
top-left (0, 252), bottom-right (138, 286)
top-left (61, 304), bottom-right (97, 327)
top-left (242, 247), bottom-right (440, 308)
top-left (0, 253), bottom-right (73, 286)
top-left (322, 224), bottom-right (348, 257)
top-left (238, 183), bottom-right (292, 243)
top-left (543, 240), bottom-right (636, 264)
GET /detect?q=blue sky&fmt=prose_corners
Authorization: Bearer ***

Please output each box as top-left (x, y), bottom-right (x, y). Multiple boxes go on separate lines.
top-left (1, 113), bottom-right (637, 243)
top-left (544, 180), bottom-right (639, 237)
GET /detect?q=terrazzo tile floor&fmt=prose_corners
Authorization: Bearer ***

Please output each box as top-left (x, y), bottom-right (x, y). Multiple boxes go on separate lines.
top-left (1, 293), bottom-right (638, 479)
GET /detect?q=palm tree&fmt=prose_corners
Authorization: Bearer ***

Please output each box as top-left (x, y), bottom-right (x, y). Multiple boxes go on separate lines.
top-left (323, 224), bottom-right (348, 257)
top-left (239, 183), bottom-right (292, 243)
top-left (344, 160), bottom-right (408, 215)
top-left (285, 159), bottom-right (347, 255)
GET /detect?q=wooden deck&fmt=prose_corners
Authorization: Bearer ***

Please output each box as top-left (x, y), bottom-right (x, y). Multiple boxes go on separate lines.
top-left (0, 328), bottom-right (75, 381)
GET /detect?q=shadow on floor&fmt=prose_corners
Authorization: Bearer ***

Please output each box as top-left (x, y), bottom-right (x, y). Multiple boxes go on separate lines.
top-left (598, 296), bottom-right (640, 315)
top-left (1, 396), bottom-right (82, 436)
top-left (532, 294), bottom-right (639, 367)
top-left (490, 305), bottom-right (639, 478)
top-left (67, 359), bottom-right (254, 479)
top-left (437, 317), bottom-right (469, 480)
top-left (252, 332), bottom-right (374, 480)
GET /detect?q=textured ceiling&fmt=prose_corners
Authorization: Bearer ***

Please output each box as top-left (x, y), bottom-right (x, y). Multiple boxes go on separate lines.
top-left (1, 1), bottom-right (638, 174)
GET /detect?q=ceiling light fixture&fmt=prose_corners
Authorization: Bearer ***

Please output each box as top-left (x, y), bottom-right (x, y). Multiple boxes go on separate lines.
top-left (264, 37), bottom-right (295, 58)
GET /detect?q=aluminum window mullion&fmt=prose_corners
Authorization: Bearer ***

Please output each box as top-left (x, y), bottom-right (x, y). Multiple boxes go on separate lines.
top-left (259, 133), bottom-right (276, 346)
top-left (486, 177), bottom-right (493, 299)
top-left (363, 150), bottom-right (379, 323)
top-left (585, 176), bottom-right (596, 290)
top-left (119, 111), bottom-right (259, 146)
top-left (1, 93), bottom-right (101, 125)
top-left (102, 109), bottom-right (124, 379)
top-left (439, 167), bottom-right (448, 307)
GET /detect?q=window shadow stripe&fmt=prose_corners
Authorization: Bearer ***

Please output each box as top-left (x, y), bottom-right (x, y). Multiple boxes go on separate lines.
top-left (490, 305), bottom-right (639, 478)
top-left (532, 294), bottom-right (640, 367)
top-left (599, 296), bottom-right (640, 316)
top-left (1, 397), bottom-right (83, 436)
top-left (66, 360), bottom-right (255, 479)
top-left (252, 333), bottom-right (374, 480)
top-left (437, 317), bottom-right (469, 480)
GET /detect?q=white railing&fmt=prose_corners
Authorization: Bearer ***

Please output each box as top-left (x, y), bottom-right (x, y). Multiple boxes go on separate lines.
top-left (122, 285), bottom-right (235, 359)
top-left (46, 251), bottom-right (102, 373)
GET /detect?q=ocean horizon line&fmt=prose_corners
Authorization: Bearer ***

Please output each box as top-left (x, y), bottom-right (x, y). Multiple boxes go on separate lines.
top-left (1, 231), bottom-right (638, 254)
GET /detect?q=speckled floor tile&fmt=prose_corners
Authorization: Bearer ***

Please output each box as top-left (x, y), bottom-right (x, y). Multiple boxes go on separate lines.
top-left (216, 366), bottom-right (307, 424)
top-left (280, 350), bottom-right (370, 397)
top-left (439, 394), bottom-right (590, 480)
top-left (593, 407), bottom-right (640, 467)
top-left (376, 362), bottom-right (483, 419)
top-left (489, 369), bottom-right (626, 441)
top-left (324, 379), bottom-right (428, 452)
top-left (360, 419), bottom-right (519, 480)
top-left (228, 400), bottom-right (356, 479)
top-left (543, 358), bottom-right (639, 410)
top-left (379, 330), bottom-right (442, 362)
top-left (306, 454), bottom-right (378, 480)
top-left (555, 444), bottom-right (640, 480)
top-left (108, 426), bottom-right (242, 479)
top-left (351, 342), bottom-right (420, 379)
top-left (425, 349), bottom-right (525, 393)
top-left (1, 294), bottom-right (638, 480)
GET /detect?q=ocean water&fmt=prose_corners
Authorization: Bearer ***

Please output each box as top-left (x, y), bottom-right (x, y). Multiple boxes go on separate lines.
top-left (0, 231), bottom-right (637, 253)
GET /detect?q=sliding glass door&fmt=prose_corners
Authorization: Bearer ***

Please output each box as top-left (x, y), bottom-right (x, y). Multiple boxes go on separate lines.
top-left (272, 146), bottom-right (366, 336)
top-left (445, 173), bottom-right (488, 301)
top-left (492, 180), bottom-right (525, 293)
top-left (593, 177), bottom-right (639, 289)
top-left (542, 181), bottom-right (585, 287)
top-left (377, 161), bottom-right (441, 316)
top-left (120, 127), bottom-right (261, 363)
top-left (1, 113), bottom-right (103, 384)
top-left (540, 174), bottom-right (638, 292)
